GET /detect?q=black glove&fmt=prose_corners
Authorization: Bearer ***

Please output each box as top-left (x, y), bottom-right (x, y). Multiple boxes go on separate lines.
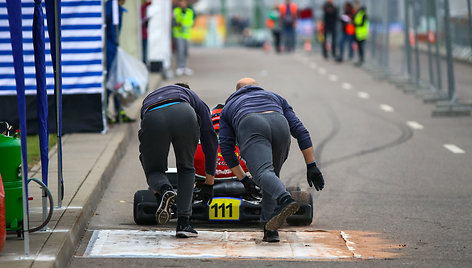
top-left (199, 183), bottom-right (214, 205)
top-left (307, 162), bottom-right (324, 191)
top-left (240, 175), bottom-right (262, 198)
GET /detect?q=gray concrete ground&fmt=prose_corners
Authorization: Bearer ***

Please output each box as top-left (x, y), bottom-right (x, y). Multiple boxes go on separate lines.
top-left (66, 47), bottom-right (471, 267)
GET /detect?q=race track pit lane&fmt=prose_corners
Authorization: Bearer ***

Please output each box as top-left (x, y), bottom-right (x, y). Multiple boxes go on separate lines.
top-left (82, 228), bottom-right (402, 260)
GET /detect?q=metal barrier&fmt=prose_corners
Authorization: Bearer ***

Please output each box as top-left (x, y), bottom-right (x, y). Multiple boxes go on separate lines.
top-left (364, 0), bottom-right (471, 116)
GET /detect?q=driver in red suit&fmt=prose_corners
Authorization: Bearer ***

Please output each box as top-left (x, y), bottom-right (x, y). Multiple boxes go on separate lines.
top-left (194, 104), bottom-right (247, 179)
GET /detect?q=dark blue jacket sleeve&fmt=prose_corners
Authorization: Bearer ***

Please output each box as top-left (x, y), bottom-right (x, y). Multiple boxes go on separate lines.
top-left (219, 111), bottom-right (240, 169)
top-left (192, 97), bottom-right (218, 176)
top-left (279, 96), bottom-right (313, 150)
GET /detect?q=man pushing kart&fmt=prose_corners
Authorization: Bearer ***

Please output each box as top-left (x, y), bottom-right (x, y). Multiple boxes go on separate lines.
top-left (219, 78), bottom-right (325, 242)
top-left (138, 83), bottom-right (218, 238)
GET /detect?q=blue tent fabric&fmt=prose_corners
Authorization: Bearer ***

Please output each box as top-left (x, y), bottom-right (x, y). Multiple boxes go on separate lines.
top-left (6, 0), bottom-right (29, 202)
top-left (0, 1), bottom-right (105, 98)
top-left (44, 0), bottom-right (62, 135)
top-left (33, 0), bottom-right (49, 186)
top-left (44, 0), bottom-right (63, 198)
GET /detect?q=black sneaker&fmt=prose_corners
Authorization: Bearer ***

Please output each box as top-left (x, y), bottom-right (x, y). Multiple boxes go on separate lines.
top-left (263, 228), bottom-right (280, 243)
top-left (265, 195), bottom-right (299, 231)
top-left (176, 217), bottom-right (198, 238)
top-left (155, 190), bottom-right (176, 225)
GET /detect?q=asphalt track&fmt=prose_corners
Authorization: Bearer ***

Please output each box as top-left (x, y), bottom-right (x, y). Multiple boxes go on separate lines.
top-left (70, 47), bottom-right (472, 267)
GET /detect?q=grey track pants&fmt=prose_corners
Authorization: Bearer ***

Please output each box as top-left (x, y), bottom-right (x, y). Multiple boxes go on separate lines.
top-left (175, 38), bottom-right (189, 69)
top-left (138, 102), bottom-right (199, 218)
top-left (237, 112), bottom-right (291, 222)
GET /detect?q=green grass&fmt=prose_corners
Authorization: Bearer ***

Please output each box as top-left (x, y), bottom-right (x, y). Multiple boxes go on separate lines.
top-left (26, 135), bottom-right (58, 170)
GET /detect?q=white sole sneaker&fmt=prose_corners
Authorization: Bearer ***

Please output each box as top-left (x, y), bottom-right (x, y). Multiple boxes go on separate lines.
top-left (155, 191), bottom-right (176, 225)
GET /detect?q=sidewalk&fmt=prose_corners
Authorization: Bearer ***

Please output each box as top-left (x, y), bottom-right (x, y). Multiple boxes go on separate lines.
top-left (0, 73), bottom-right (162, 268)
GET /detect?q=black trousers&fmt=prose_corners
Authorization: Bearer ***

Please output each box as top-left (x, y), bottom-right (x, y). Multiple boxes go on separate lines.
top-left (138, 102), bottom-right (199, 217)
top-left (356, 39), bottom-right (366, 62)
top-left (323, 27), bottom-right (337, 58)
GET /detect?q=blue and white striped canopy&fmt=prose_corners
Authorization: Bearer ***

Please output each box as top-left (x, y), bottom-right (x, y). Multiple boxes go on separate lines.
top-left (0, 0), bottom-right (103, 95)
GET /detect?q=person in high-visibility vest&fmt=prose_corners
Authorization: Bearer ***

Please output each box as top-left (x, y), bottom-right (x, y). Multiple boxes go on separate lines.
top-left (353, 1), bottom-right (369, 66)
top-left (173, 0), bottom-right (194, 76)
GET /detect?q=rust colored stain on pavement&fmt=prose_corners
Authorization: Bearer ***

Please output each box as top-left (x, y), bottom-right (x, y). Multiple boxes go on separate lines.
top-left (83, 228), bottom-right (402, 260)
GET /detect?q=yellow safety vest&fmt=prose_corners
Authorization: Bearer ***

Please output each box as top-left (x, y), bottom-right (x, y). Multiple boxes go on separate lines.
top-left (173, 7), bottom-right (194, 40)
top-left (354, 9), bottom-right (369, 41)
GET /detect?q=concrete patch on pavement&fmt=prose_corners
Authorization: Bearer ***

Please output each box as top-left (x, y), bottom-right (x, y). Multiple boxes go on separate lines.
top-left (81, 229), bottom-right (401, 260)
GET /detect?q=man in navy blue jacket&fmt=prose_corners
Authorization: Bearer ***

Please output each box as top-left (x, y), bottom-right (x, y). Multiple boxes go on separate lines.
top-left (219, 78), bottom-right (324, 242)
top-left (139, 83), bottom-right (218, 238)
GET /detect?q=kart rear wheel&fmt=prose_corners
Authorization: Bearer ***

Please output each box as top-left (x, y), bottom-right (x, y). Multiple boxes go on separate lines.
top-left (133, 190), bottom-right (157, 225)
top-left (286, 190), bottom-right (313, 226)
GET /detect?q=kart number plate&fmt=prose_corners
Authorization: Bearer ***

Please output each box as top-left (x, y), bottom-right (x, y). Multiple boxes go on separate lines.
top-left (208, 198), bottom-right (241, 221)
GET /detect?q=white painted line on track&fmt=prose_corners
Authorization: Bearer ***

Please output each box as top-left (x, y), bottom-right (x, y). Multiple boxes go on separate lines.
top-left (342, 82), bottom-right (352, 90)
top-left (318, 68), bottom-right (327, 75)
top-left (380, 104), bottom-right (394, 112)
top-left (55, 206), bottom-right (83, 210)
top-left (406, 121), bottom-right (424, 130)
top-left (443, 144), bottom-right (465, 154)
top-left (35, 255), bottom-right (57, 261)
top-left (340, 231), bottom-right (362, 259)
top-left (329, 74), bottom-right (339, 82)
top-left (357, 92), bottom-right (370, 99)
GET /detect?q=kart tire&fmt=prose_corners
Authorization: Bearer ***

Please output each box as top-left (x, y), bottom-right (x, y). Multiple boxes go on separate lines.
top-left (133, 190), bottom-right (157, 225)
top-left (286, 190), bottom-right (313, 226)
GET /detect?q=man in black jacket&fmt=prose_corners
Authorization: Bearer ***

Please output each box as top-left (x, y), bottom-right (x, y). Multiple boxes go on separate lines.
top-left (322, 0), bottom-right (339, 59)
top-left (219, 78), bottom-right (325, 243)
top-left (139, 83), bottom-right (218, 238)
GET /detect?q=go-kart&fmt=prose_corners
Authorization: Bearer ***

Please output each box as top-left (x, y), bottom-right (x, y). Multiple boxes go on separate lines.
top-left (133, 144), bottom-right (313, 226)
top-left (133, 104), bottom-right (313, 226)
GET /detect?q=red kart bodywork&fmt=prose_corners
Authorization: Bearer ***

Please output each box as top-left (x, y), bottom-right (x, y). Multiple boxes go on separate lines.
top-left (194, 144), bottom-right (248, 179)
